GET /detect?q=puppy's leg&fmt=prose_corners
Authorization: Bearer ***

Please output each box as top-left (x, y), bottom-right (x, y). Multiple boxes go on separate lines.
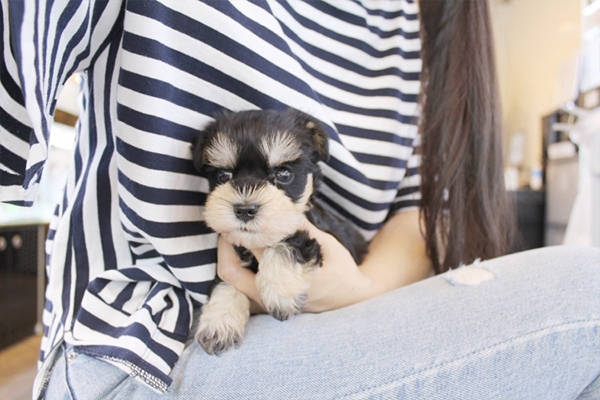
top-left (196, 282), bottom-right (250, 355)
top-left (256, 231), bottom-right (322, 321)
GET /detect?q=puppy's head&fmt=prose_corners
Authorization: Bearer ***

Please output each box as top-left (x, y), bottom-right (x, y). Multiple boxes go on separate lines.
top-left (192, 109), bottom-right (329, 248)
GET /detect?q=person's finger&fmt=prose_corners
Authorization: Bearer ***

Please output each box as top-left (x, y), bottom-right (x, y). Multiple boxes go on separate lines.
top-left (217, 236), bottom-right (250, 282)
top-left (217, 236), bottom-right (264, 308)
top-left (216, 235), bottom-right (243, 280)
top-left (249, 247), bottom-right (265, 262)
top-left (217, 236), bottom-right (239, 263)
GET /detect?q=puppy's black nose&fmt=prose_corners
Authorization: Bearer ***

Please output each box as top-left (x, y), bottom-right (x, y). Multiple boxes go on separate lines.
top-left (233, 204), bottom-right (259, 222)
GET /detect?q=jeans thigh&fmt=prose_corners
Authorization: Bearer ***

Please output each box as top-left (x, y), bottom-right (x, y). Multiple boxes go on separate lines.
top-left (44, 344), bottom-right (132, 400)
top-left (43, 246), bottom-right (600, 399)
top-left (163, 246), bottom-right (600, 400)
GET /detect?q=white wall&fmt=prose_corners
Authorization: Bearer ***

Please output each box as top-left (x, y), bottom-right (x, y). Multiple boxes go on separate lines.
top-left (490, 0), bottom-right (581, 183)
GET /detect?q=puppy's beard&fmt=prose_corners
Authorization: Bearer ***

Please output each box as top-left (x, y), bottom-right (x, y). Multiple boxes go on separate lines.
top-left (204, 175), bottom-right (313, 248)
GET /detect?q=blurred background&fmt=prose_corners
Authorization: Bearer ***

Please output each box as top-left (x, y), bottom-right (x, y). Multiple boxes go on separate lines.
top-left (492, 0), bottom-right (600, 249)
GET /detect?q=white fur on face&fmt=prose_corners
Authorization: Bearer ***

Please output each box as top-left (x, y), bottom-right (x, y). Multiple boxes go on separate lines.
top-left (255, 241), bottom-right (320, 320)
top-left (195, 282), bottom-right (250, 355)
top-left (205, 133), bottom-right (239, 170)
top-left (204, 174), bottom-right (313, 248)
top-left (260, 131), bottom-right (302, 167)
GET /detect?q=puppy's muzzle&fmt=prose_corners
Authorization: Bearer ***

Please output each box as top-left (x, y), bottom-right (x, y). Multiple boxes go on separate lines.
top-left (234, 203), bottom-right (259, 222)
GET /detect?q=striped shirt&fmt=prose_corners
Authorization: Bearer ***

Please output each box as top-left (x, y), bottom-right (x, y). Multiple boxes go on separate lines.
top-left (1, 0), bottom-right (422, 392)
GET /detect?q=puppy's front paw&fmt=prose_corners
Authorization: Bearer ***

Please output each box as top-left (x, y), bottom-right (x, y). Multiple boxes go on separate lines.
top-left (196, 321), bottom-right (243, 356)
top-left (259, 288), bottom-right (307, 321)
top-left (283, 231), bottom-right (323, 267)
top-left (256, 241), bottom-right (316, 321)
top-left (265, 293), bottom-right (306, 321)
top-left (195, 282), bottom-right (250, 355)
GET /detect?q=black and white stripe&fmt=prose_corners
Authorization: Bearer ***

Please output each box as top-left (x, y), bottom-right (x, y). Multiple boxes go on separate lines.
top-left (1, 0), bottom-right (422, 392)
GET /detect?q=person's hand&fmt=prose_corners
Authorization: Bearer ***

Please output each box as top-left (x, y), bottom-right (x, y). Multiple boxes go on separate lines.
top-left (293, 219), bottom-right (377, 312)
top-left (216, 221), bottom-right (375, 313)
top-left (216, 235), bottom-right (266, 314)
top-left (216, 210), bottom-right (432, 314)
top-left (216, 217), bottom-right (378, 313)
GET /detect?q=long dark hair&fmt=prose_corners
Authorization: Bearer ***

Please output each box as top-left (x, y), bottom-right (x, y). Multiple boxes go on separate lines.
top-left (418, 0), bottom-right (515, 273)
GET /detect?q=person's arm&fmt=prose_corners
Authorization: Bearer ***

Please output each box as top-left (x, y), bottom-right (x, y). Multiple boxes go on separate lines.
top-left (217, 209), bottom-right (432, 314)
top-left (358, 209), bottom-right (433, 296)
top-left (0, 0), bottom-right (124, 205)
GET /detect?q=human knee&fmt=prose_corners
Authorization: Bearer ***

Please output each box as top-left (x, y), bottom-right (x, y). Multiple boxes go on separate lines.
top-left (541, 245), bottom-right (600, 273)
top-left (518, 246), bottom-right (600, 298)
top-left (451, 246), bottom-right (600, 292)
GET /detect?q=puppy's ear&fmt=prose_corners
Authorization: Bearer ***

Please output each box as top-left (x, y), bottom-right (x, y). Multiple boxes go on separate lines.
top-left (192, 120), bottom-right (218, 172)
top-left (305, 118), bottom-right (329, 162)
top-left (285, 109), bottom-right (329, 162)
top-left (191, 131), bottom-right (207, 172)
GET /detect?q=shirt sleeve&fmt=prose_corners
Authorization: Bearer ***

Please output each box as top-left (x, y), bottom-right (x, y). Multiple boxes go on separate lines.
top-left (0, 0), bottom-right (124, 205)
top-left (391, 133), bottom-right (422, 214)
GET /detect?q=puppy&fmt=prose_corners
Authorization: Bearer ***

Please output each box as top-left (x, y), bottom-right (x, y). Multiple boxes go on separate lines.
top-left (192, 108), bottom-right (368, 355)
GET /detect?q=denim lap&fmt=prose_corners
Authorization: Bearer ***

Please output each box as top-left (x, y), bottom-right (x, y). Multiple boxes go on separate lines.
top-left (42, 246), bottom-right (600, 399)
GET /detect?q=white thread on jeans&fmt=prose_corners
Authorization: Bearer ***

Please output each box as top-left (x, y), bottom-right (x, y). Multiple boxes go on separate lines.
top-left (445, 259), bottom-right (496, 286)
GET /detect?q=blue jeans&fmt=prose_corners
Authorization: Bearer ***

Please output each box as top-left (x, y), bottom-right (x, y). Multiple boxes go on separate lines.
top-left (40, 246), bottom-right (600, 399)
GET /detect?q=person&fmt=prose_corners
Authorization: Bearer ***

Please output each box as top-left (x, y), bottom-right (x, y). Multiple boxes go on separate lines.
top-left (0, 0), bottom-right (598, 399)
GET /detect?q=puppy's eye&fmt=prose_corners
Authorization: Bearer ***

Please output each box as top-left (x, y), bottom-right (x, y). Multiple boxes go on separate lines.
top-left (217, 169), bottom-right (233, 183)
top-left (275, 168), bottom-right (294, 184)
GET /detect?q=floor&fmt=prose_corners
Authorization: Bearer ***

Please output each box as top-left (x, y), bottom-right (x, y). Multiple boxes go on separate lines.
top-left (0, 335), bottom-right (41, 400)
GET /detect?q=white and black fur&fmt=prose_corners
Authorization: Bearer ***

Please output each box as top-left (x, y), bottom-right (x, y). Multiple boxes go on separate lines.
top-left (192, 108), bottom-right (368, 355)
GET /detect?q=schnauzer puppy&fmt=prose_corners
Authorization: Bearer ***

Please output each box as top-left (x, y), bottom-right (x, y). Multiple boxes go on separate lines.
top-left (192, 108), bottom-right (368, 355)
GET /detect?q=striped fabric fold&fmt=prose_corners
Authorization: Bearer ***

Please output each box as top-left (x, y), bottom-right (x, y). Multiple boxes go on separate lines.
top-left (1, 0), bottom-right (422, 392)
